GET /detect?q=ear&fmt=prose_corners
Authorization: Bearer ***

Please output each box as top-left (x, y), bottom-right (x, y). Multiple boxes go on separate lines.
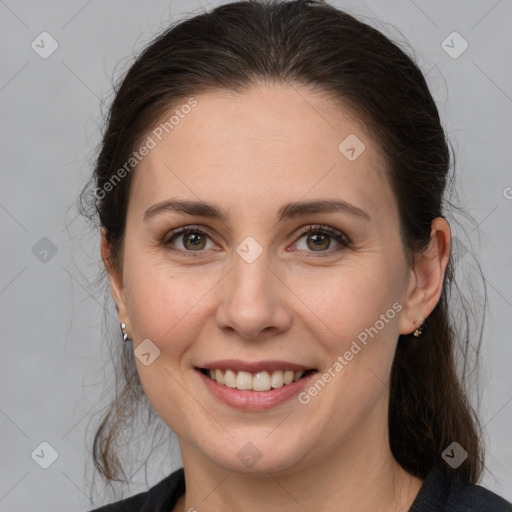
top-left (398, 217), bottom-right (451, 335)
top-left (101, 227), bottom-right (128, 323)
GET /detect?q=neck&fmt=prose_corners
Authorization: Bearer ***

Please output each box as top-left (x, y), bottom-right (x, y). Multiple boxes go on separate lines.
top-left (175, 414), bottom-right (423, 512)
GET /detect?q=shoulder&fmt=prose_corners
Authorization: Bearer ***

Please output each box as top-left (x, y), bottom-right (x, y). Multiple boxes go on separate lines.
top-left (410, 467), bottom-right (512, 512)
top-left (88, 467), bottom-right (185, 512)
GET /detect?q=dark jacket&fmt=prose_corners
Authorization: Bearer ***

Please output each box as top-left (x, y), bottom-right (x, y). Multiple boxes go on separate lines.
top-left (89, 466), bottom-right (512, 511)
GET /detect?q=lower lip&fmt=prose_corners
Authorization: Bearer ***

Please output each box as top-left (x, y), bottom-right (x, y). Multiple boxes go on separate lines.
top-left (196, 369), bottom-right (318, 411)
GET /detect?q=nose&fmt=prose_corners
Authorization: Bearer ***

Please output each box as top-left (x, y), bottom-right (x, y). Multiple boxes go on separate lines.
top-left (215, 249), bottom-right (292, 340)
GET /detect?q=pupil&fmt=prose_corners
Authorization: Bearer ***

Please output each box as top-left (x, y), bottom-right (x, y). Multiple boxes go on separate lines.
top-left (308, 233), bottom-right (329, 250)
top-left (186, 233), bottom-right (204, 249)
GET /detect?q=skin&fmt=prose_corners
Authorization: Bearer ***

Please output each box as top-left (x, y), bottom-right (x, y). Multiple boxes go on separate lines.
top-left (102, 83), bottom-right (451, 511)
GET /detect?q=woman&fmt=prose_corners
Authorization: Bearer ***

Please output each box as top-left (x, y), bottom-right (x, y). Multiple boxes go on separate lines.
top-left (82, 1), bottom-right (512, 510)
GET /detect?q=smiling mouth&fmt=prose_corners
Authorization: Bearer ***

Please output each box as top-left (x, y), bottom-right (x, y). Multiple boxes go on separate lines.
top-left (198, 368), bottom-right (317, 392)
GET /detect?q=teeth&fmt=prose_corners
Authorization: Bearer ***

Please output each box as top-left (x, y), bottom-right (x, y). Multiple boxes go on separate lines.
top-left (224, 369), bottom-right (236, 388)
top-left (271, 370), bottom-right (284, 388)
top-left (215, 369), bottom-right (224, 385)
top-left (236, 371), bottom-right (253, 390)
top-left (284, 370), bottom-right (294, 385)
top-left (253, 371), bottom-right (271, 391)
top-left (205, 369), bottom-right (308, 391)
top-left (293, 370), bottom-right (305, 382)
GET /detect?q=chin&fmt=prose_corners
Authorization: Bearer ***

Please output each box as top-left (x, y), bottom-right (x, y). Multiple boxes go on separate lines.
top-left (202, 434), bottom-right (314, 476)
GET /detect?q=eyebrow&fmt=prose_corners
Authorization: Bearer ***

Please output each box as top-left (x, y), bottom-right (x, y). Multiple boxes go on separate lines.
top-left (143, 198), bottom-right (371, 223)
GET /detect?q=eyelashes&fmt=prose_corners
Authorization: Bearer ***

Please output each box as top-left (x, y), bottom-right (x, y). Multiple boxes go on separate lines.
top-left (161, 224), bottom-right (352, 258)
top-left (295, 225), bottom-right (351, 252)
top-left (161, 226), bottom-right (218, 255)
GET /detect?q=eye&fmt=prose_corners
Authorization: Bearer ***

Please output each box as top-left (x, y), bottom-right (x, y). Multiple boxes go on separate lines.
top-left (292, 225), bottom-right (351, 253)
top-left (162, 224), bottom-right (351, 257)
top-left (163, 226), bottom-right (217, 253)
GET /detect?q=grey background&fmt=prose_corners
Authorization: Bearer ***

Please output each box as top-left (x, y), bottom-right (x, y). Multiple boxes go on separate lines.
top-left (1, 0), bottom-right (511, 510)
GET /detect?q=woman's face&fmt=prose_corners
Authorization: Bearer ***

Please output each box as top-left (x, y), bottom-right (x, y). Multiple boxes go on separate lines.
top-left (107, 84), bottom-right (425, 475)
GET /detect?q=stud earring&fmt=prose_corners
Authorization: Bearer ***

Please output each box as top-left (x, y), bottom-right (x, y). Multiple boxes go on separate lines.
top-left (413, 320), bottom-right (424, 337)
top-left (120, 322), bottom-right (130, 342)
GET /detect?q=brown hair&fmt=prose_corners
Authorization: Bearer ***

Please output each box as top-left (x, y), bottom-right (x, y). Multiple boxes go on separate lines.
top-left (80, 0), bottom-right (485, 489)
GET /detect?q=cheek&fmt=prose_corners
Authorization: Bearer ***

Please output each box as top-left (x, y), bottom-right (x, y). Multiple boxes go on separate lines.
top-left (122, 260), bottom-right (215, 419)
top-left (296, 268), bottom-right (403, 416)
top-left (289, 262), bottom-right (403, 351)
top-left (123, 256), bottom-right (220, 354)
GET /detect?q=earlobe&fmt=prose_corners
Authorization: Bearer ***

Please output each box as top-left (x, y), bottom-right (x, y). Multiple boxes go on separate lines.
top-left (398, 217), bottom-right (451, 336)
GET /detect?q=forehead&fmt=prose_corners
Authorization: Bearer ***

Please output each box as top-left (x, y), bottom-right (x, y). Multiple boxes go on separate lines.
top-left (129, 83), bottom-right (397, 226)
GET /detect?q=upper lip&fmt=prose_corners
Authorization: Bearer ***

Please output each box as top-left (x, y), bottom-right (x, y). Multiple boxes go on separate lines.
top-left (198, 360), bottom-right (316, 373)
